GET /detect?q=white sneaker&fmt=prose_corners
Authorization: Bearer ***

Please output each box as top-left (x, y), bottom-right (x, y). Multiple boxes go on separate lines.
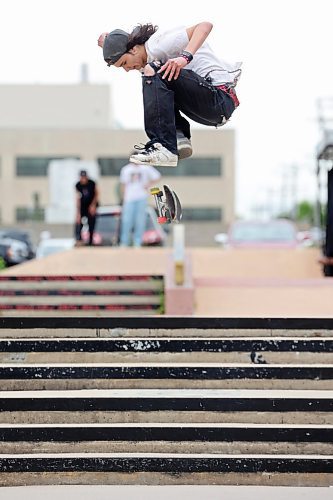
top-left (130, 142), bottom-right (178, 167)
top-left (177, 131), bottom-right (193, 160)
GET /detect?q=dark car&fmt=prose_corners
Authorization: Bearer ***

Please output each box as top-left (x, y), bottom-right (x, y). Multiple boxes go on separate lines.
top-left (0, 229), bottom-right (35, 259)
top-left (0, 237), bottom-right (30, 266)
top-left (82, 205), bottom-right (167, 246)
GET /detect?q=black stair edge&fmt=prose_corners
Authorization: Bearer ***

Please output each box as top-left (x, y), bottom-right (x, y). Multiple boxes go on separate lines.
top-left (0, 366), bottom-right (332, 380)
top-left (0, 338), bottom-right (331, 353)
top-left (0, 456), bottom-right (332, 473)
top-left (1, 317), bottom-right (333, 330)
top-left (0, 396), bottom-right (331, 412)
top-left (0, 425), bottom-right (332, 443)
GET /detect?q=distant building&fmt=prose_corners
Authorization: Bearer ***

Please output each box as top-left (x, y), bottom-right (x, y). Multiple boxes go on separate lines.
top-left (0, 84), bottom-right (235, 227)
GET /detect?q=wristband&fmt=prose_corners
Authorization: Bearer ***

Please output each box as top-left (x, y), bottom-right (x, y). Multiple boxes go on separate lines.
top-left (180, 50), bottom-right (193, 64)
top-left (148, 61), bottom-right (162, 73)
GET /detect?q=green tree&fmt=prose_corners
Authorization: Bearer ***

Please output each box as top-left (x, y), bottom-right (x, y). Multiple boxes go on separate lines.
top-left (296, 201), bottom-right (314, 223)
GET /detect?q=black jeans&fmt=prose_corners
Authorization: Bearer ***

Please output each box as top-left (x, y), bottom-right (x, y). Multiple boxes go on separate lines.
top-left (142, 69), bottom-right (235, 155)
top-left (75, 209), bottom-right (96, 245)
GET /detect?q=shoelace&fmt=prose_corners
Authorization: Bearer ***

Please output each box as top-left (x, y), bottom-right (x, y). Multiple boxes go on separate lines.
top-left (133, 141), bottom-right (157, 154)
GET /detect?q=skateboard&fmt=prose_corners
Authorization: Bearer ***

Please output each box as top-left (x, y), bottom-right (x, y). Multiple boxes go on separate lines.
top-left (150, 184), bottom-right (182, 224)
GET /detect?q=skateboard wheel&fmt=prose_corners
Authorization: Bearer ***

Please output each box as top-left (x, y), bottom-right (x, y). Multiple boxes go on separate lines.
top-left (157, 216), bottom-right (168, 224)
top-left (150, 187), bottom-right (160, 195)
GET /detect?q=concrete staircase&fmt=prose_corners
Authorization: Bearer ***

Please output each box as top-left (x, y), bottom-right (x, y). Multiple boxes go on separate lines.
top-left (0, 275), bottom-right (164, 316)
top-left (0, 317), bottom-right (332, 486)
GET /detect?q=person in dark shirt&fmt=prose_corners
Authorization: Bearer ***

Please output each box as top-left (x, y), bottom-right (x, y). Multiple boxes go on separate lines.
top-left (75, 170), bottom-right (99, 246)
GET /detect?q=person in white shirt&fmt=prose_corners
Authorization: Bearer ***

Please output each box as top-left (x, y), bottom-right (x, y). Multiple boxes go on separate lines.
top-left (98, 23), bottom-right (241, 168)
top-left (119, 161), bottom-right (161, 247)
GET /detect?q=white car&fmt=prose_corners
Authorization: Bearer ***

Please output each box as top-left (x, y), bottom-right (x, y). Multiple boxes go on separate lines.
top-left (36, 238), bottom-right (75, 259)
top-left (214, 219), bottom-right (300, 249)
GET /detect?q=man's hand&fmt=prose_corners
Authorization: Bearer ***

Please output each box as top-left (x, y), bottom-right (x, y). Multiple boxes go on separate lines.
top-left (89, 205), bottom-right (96, 216)
top-left (159, 57), bottom-right (188, 81)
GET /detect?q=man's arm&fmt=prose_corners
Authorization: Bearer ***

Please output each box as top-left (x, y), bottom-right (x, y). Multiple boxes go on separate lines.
top-left (76, 192), bottom-right (81, 224)
top-left (185, 22), bottom-right (213, 56)
top-left (160, 22), bottom-right (213, 80)
top-left (89, 185), bottom-right (99, 216)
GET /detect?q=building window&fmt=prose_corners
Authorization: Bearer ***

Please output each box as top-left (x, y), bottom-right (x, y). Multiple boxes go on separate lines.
top-left (16, 207), bottom-right (45, 222)
top-left (182, 207), bottom-right (222, 221)
top-left (159, 157), bottom-right (222, 176)
top-left (98, 158), bottom-right (129, 176)
top-left (98, 157), bottom-right (222, 177)
top-left (16, 157), bottom-right (79, 176)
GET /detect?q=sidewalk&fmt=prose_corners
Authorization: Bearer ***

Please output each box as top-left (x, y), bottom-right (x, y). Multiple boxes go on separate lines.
top-left (2, 247), bottom-right (332, 317)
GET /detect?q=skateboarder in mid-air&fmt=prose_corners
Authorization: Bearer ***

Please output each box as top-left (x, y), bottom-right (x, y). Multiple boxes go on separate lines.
top-left (98, 22), bottom-right (242, 168)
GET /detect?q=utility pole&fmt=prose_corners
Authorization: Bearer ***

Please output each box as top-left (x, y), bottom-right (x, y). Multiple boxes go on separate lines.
top-left (279, 165), bottom-right (289, 216)
top-left (290, 164), bottom-right (298, 221)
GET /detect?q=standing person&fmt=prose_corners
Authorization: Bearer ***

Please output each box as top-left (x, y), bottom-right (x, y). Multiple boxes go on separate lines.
top-left (75, 170), bottom-right (99, 246)
top-left (119, 160), bottom-right (161, 247)
top-left (98, 22), bottom-right (241, 168)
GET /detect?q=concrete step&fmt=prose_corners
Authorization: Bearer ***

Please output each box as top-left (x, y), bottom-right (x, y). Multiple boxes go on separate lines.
top-left (0, 310), bottom-right (161, 317)
top-left (2, 316), bottom-right (333, 338)
top-left (0, 389), bottom-right (331, 425)
top-left (0, 276), bottom-right (164, 316)
top-left (0, 453), bottom-right (331, 487)
top-left (2, 325), bottom-right (333, 336)
top-left (2, 351), bottom-right (332, 364)
top-left (0, 296), bottom-right (161, 305)
top-left (0, 337), bottom-right (331, 365)
top-left (0, 275), bottom-right (163, 285)
top-left (0, 280), bottom-right (164, 292)
top-left (0, 363), bottom-right (331, 390)
top-left (2, 439), bottom-right (332, 456)
top-left (0, 423), bottom-right (331, 455)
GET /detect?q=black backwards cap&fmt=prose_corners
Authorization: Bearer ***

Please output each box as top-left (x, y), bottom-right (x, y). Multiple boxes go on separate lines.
top-left (103, 29), bottom-right (129, 66)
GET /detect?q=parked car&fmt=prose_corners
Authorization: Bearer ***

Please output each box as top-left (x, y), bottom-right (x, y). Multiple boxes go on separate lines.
top-left (0, 237), bottom-right (30, 266)
top-left (215, 219), bottom-right (299, 249)
top-left (81, 205), bottom-right (167, 246)
top-left (0, 229), bottom-right (35, 259)
top-left (297, 226), bottom-right (325, 247)
top-left (36, 238), bottom-right (75, 259)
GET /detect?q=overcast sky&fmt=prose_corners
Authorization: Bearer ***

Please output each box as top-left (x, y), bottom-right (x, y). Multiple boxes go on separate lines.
top-left (1, 0), bottom-right (333, 217)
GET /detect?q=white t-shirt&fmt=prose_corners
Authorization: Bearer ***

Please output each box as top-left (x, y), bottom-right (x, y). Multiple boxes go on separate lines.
top-left (145, 26), bottom-right (242, 87)
top-left (120, 163), bottom-right (161, 202)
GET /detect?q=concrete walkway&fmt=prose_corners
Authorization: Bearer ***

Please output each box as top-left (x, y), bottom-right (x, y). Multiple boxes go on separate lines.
top-left (0, 485), bottom-right (332, 500)
top-left (2, 247), bottom-right (333, 317)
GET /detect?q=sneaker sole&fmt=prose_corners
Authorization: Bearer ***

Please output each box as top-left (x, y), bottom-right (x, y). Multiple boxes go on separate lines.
top-left (178, 145), bottom-right (193, 160)
top-left (130, 156), bottom-right (178, 167)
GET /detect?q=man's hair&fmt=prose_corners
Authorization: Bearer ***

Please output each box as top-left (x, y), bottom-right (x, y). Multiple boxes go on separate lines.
top-left (126, 23), bottom-right (158, 51)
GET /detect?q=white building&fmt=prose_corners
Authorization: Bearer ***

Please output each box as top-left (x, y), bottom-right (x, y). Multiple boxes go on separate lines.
top-left (0, 84), bottom-right (235, 228)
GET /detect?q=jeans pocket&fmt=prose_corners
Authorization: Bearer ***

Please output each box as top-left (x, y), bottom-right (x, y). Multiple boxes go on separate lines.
top-left (217, 91), bottom-right (235, 120)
